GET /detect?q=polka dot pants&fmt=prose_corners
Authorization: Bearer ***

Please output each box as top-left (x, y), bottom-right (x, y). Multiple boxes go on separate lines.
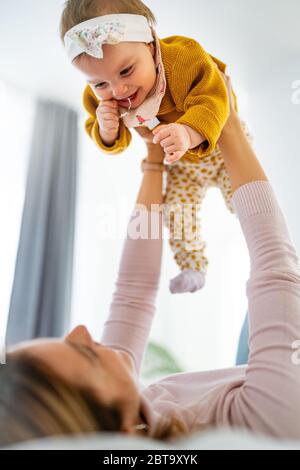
top-left (163, 120), bottom-right (253, 274)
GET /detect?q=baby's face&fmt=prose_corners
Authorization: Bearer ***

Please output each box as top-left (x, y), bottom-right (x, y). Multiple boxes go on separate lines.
top-left (73, 41), bottom-right (157, 108)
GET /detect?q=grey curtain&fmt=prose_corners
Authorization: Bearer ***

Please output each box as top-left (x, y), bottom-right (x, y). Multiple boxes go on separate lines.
top-left (6, 100), bottom-right (78, 345)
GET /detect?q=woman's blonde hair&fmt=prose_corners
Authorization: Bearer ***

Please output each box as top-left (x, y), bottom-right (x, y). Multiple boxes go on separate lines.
top-left (0, 353), bottom-right (186, 447)
top-left (59, 0), bottom-right (157, 43)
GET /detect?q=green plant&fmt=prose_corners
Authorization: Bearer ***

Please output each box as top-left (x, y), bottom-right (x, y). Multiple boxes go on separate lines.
top-left (142, 341), bottom-right (185, 382)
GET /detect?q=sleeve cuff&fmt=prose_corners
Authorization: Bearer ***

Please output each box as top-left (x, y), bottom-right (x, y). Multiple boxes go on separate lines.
top-left (91, 119), bottom-right (131, 155)
top-left (176, 106), bottom-right (223, 158)
top-left (232, 181), bottom-right (283, 219)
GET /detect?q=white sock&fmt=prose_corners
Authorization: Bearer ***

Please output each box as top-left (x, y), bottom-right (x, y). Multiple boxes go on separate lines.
top-left (169, 269), bottom-right (206, 294)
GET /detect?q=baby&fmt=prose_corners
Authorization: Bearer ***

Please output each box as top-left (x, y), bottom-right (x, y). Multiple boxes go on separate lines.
top-left (60, 0), bottom-right (252, 294)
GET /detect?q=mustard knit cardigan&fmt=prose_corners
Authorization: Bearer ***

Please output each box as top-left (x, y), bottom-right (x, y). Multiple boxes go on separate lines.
top-left (82, 35), bottom-right (237, 162)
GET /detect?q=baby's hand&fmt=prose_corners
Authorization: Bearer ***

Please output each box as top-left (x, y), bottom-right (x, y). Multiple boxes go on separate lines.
top-left (96, 99), bottom-right (120, 144)
top-left (152, 123), bottom-right (191, 163)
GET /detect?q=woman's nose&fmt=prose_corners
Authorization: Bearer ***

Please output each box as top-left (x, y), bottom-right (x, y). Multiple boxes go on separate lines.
top-left (65, 325), bottom-right (93, 345)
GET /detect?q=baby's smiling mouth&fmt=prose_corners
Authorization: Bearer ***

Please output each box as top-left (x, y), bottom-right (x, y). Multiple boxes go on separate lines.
top-left (117, 90), bottom-right (139, 104)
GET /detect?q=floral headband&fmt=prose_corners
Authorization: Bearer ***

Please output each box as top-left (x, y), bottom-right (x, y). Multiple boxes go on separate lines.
top-left (64, 13), bottom-right (154, 62)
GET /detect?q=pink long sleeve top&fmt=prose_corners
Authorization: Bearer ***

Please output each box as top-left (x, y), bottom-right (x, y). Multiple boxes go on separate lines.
top-left (101, 181), bottom-right (300, 440)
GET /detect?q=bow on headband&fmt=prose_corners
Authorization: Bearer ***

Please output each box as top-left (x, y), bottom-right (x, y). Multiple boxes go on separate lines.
top-left (68, 19), bottom-right (126, 59)
top-left (64, 14), bottom-right (154, 62)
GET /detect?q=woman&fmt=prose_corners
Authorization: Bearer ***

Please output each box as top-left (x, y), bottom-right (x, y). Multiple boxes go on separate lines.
top-left (1, 76), bottom-right (300, 446)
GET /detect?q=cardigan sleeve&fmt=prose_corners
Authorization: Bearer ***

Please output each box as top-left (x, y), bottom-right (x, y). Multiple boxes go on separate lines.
top-left (82, 85), bottom-right (132, 155)
top-left (170, 39), bottom-right (230, 158)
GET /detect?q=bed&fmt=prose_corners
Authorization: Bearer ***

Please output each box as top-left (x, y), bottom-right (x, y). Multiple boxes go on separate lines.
top-left (3, 427), bottom-right (300, 450)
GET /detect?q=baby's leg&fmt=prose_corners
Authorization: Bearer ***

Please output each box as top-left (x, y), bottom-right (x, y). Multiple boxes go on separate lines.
top-left (163, 163), bottom-right (208, 293)
top-left (215, 161), bottom-right (235, 213)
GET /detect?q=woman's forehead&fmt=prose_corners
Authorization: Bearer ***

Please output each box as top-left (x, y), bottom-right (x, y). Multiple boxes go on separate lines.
top-left (7, 338), bottom-right (64, 356)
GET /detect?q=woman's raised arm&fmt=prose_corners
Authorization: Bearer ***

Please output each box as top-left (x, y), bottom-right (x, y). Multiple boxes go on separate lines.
top-left (218, 75), bottom-right (268, 192)
top-left (135, 130), bottom-right (165, 207)
top-left (101, 139), bottom-right (166, 377)
top-left (217, 75), bottom-right (300, 438)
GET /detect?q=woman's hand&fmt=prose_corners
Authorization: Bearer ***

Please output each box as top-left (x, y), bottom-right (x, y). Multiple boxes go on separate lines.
top-left (135, 126), bottom-right (166, 164)
top-left (134, 126), bottom-right (165, 208)
top-left (218, 72), bottom-right (240, 134)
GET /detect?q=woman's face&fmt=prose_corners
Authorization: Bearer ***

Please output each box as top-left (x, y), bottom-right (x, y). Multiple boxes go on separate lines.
top-left (73, 41), bottom-right (157, 108)
top-left (8, 325), bottom-right (142, 433)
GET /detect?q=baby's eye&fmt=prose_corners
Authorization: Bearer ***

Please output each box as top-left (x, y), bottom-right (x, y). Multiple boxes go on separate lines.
top-left (95, 67), bottom-right (133, 89)
top-left (95, 82), bottom-right (106, 89)
top-left (121, 66), bottom-right (133, 76)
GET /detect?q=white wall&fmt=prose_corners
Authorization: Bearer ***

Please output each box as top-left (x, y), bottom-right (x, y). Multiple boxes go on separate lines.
top-left (0, 83), bottom-right (34, 340)
top-left (1, 1), bottom-right (299, 370)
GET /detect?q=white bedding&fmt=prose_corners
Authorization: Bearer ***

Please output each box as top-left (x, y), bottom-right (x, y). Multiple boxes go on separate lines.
top-left (3, 428), bottom-right (300, 450)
